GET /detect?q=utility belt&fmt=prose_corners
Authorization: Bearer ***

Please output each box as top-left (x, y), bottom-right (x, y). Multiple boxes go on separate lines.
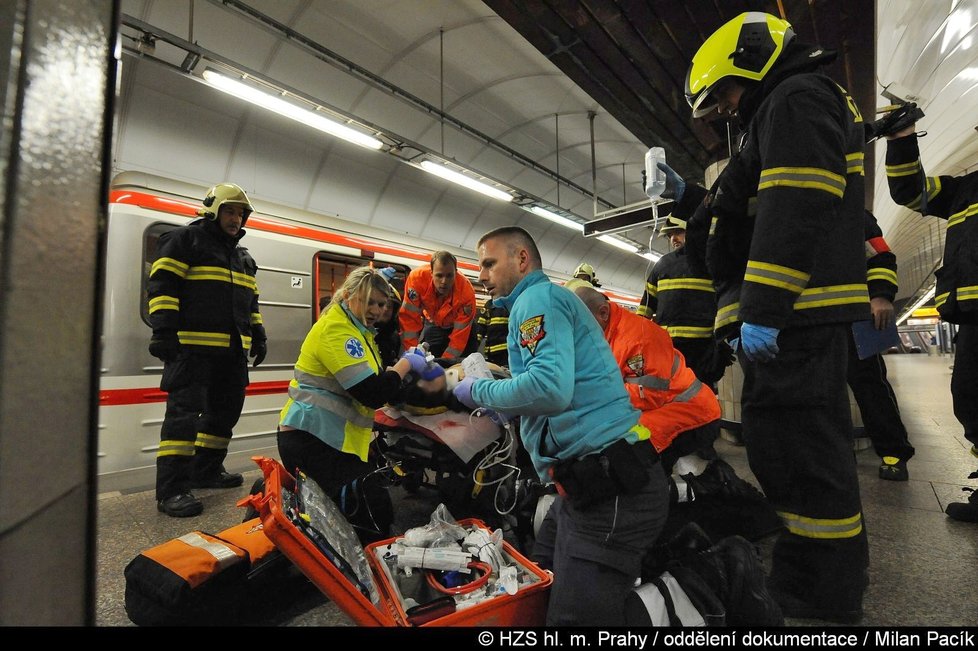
top-left (550, 439), bottom-right (659, 510)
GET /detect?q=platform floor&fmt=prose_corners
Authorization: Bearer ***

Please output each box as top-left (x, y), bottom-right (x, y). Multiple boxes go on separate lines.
top-left (96, 353), bottom-right (977, 627)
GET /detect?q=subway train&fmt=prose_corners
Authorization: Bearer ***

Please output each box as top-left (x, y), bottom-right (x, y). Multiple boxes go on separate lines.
top-left (97, 172), bottom-right (639, 494)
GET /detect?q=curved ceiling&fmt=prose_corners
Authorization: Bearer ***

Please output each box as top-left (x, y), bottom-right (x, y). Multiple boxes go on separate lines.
top-left (115, 0), bottom-right (978, 304)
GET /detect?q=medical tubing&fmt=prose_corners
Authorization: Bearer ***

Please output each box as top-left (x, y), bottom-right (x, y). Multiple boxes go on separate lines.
top-left (426, 561), bottom-right (492, 595)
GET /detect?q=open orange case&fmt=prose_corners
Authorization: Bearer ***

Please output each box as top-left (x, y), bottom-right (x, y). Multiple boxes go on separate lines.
top-left (241, 456), bottom-right (552, 626)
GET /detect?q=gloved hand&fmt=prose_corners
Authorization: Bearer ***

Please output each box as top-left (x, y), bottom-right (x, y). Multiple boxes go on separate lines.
top-left (453, 376), bottom-right (478, 410)
top-left (400, 348), bottom-right (430, 376)
top-left (419, 362), bottom-right (445, 382)
top-left (480, 408), bottom-right (511, 426)
top-left (148, 329), bottom-right (180, 362)
top-left (739, 323), bottom-right (780, 362)
top-left (378, 266), bottom-right (397, 282)
top-left (657, 162), bottom-right (686, 203)
top-left (250, 340), bottom-right (267, 368)
top-left (716, 339), bottom-right (737, 367)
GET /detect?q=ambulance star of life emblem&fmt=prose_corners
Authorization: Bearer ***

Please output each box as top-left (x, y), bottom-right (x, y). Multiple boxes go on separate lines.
top-left (345, 337), bottom-right (365, 359)
top-left (519, 315), bottom-right (546, 355)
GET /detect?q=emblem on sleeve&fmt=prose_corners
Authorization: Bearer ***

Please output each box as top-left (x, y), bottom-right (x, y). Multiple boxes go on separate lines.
top-left (408, 288), bottom-right (418, 302)
top-left (519, 315), bottom-right (546, 355)
top-left (345, 337), bottom-right (365, 359)
top-left (626, 354), bottom-right (644, 376)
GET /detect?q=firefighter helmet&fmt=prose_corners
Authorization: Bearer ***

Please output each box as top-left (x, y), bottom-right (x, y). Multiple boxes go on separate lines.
top-left (685, 12), bottom-right (795, 118)
top-left (198, 183), bottom-right (254, 225)
top-left (573, 262), bottom-right (597, 284)
top-left (659, 216), bottom-right (687, 236)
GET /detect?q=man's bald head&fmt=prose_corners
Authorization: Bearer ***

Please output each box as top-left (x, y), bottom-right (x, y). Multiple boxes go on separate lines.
top-left (574, 285), bottom-right (611, 330)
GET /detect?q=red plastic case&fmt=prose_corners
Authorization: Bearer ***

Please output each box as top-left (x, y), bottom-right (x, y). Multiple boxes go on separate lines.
top-left (242, 456), bottom-right (552, 627)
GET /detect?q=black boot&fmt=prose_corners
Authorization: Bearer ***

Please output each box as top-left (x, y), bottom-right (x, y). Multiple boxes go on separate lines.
top-left (642, 522), bottom-right (713, 581)
top-left (946, 470), bottom-right (978, 523)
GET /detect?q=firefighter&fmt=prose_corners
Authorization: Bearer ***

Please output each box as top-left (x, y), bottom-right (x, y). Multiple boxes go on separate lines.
top-left (685, 12), bottom-right (870, 621)
top-left (572, 262), bottom-right (601, 287)
top-left (147, 183), bottom-right (268, 517)
top-left (848, 210), bottom-right (915, 481)
top-left (886, 121), bottom-right (978, 522)
top-left (399, 250), bottom-right (476, 360)
top-left (470, 297), bottom-right (510, 367)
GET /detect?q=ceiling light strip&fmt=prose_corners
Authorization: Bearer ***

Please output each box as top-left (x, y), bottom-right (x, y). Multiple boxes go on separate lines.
top-left (419, 160), bottom-right (513, 202)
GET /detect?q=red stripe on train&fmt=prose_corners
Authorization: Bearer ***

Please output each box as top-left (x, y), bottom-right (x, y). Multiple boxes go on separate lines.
top-left (99, 380), bottom-right (290, 406)
top-left (109, 190), bottom-right (481, 272)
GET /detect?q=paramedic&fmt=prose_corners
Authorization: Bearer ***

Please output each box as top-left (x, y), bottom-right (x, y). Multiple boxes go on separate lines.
top-left (452, 226), bottom-right (669, 626)
top-left (574, 284), bottom-right (720, 473)
top-left (147, 183), bottom-right (267, 518)
top-left (277, 266), bottom-right (444, 499)
top-left (685, 12), bottom-right (870, 621)
top-left (886, 122), bottom-right (978, 522)
top-left (399, 251), bottom-right (477, 360)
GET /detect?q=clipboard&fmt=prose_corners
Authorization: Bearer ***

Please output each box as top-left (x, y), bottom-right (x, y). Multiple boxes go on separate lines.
top-left (851, 319), bottom-right (901, 360)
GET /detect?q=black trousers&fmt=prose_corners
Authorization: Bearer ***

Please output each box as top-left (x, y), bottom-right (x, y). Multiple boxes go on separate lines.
top-left (277, 428), bottom-right (373, 500)
top-left (156, 352), bottom-right (248, 500)
top-left (740, 323), bottom-right (869, 612)
top-left (846, 328), bottom-right (915, 460)
top-left (673, 337), bottom-right (716, 387)
top-left (951, 323), bottom-right (978, 450)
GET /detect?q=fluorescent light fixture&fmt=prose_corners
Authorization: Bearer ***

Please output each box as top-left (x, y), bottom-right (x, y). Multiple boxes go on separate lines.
top-left (528, 205), bottom-right (582, 232)
top-left (598, 234), bottom-right (639, 253)
top-left (419, 160), bottom-right (513, 202)
top-left (641, 251), bottom-right (661, 262)
top-left (896, 284), bottom-right (937, 325)
top-left (202, 69), bottom-right (384, 150)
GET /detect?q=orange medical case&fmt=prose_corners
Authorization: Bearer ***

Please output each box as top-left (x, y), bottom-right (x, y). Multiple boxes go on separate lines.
top-left (242, 456), bottom-right (552, 627)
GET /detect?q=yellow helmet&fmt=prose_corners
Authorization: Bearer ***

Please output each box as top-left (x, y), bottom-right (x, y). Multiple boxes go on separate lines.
top-left (198, 183), bottom-right (254, 225)
top-left (685, 12), bottom-right (795, 118)
top-left (573, 262), bottom-right (597, 284)
top-left (659, 216), bottom-right (687, 236)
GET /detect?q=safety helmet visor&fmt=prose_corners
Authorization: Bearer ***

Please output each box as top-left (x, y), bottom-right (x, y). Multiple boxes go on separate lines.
top-left (685, 12), bottom-right (794, 117)
top-left (200, 183), bottom-right (255, 225)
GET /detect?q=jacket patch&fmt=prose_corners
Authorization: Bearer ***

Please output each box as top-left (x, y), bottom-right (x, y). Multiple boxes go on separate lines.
top-left (519, 315), bottom-right (546, 355)
top-left (345, 337), bottom-right (365, 359)
top-left (407, 288), bottom-right (418, 302)
top-left (626, 354), bottom-right (644, 376)
top-left (462, 304), bottom-right (472, 315)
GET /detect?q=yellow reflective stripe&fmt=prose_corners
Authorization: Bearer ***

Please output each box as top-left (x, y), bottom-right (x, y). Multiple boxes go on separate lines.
top-left (907, 176), bottom-right (942, 211)
top-left (658, 278), bottom-right (715, 292)
top-left (488, 317), bottom-right (509, 325)
top-left (157, 439), bottom-right (195, 458)
top-left (957, 286), bottom-right (978, 302)
top-left (715, 303), bottom-right (739, 329)
top-left (635, 305), bottom-right (653, 318)
top-left (758, 167), bottom-right (846, 198)
top-left (777, 510), bottom-right (863, 539)
top-left (947, 202), bottom-right (978, 229)
top-left (846, 152), bottom-right (864, 176)
top-left (149, 295), bottom-right (179, 313)
top-left (230, 270), bottom-right (257, 290)
top-left (177, 330), bottom-right (231, 347)
top-left (486, 342), bottom-right (508, 353)
top-left (628, 423), bottom-right (651, 443)
top-left (645, 282), bottom-right (657, 296)
top-left (666, 325), bottom-right (714, 339)
top-left (151, 257), bottom-right (189, 278)
top-left (936, 291), bottom-right (949, 308)
top-left (195, 432), bottom-right (231, 451)
top-left (241, 334), bottom-right (252, 349)
top-left (251, 312), bottom-right (263, 325)
top-left (885, 160), bottom-right (920, 177)
top-left (793, 283), bottom-right (868, 310)
top-left (867, 268), bottom-right (897, 285)
top-left (709, 216), bottom-right (718, 236)
top-left (745, 260), bottom-right (811, 293)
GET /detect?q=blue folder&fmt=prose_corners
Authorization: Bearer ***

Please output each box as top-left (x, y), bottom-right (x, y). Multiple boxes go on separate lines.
top-left (851, 319), bottom-right (901, 360)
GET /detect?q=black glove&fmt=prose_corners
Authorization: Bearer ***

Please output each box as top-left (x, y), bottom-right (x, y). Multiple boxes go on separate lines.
top-left (149, 330), bottom-right (180, 362)
top-left (865, 102), bottom-right (925, 143)
top-left (250, 340), bottom-right (267, 368)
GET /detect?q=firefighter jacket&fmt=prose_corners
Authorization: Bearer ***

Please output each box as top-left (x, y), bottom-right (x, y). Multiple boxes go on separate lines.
top-left (603, 301), bottom-right (720, 453)
top-left (471, 298), bottom-right (510, 366)
top-left (279, 302), bottom-right (381, 462)
top-left (886, 133), bottom-right (978, 323)
top-left (705, 42), bottom-right (870, 336)
top-left (399, 265), bottom-right (476, 358)
top-left (636, 247), bottom-right (717, 342)
top-left (863, 210), bottom-right (898, 302)
top-left (470, 270), bottom-right (649, 482)
top-left (148, 218), bottom-right (266, 355)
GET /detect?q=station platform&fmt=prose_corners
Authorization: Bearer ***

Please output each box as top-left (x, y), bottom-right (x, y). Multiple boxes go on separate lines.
top-left (96, 353), bottom-right (977, 627)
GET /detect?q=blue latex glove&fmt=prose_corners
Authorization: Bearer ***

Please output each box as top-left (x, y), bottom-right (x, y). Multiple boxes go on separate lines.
top-left (453, 376), bottom-right (478, 410)
top-left (657, 161), bottom-right (686, 203)
top-left (419, 362), bottom-right (445, 382)
top-left (378, 266), bottom-right (397, 282)
top-left (740, 323), bottom-right (780, 362)
top-left (482, 408), bottom-right (511, 426)
top-left (400, 349), bottom-right (429, 375)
